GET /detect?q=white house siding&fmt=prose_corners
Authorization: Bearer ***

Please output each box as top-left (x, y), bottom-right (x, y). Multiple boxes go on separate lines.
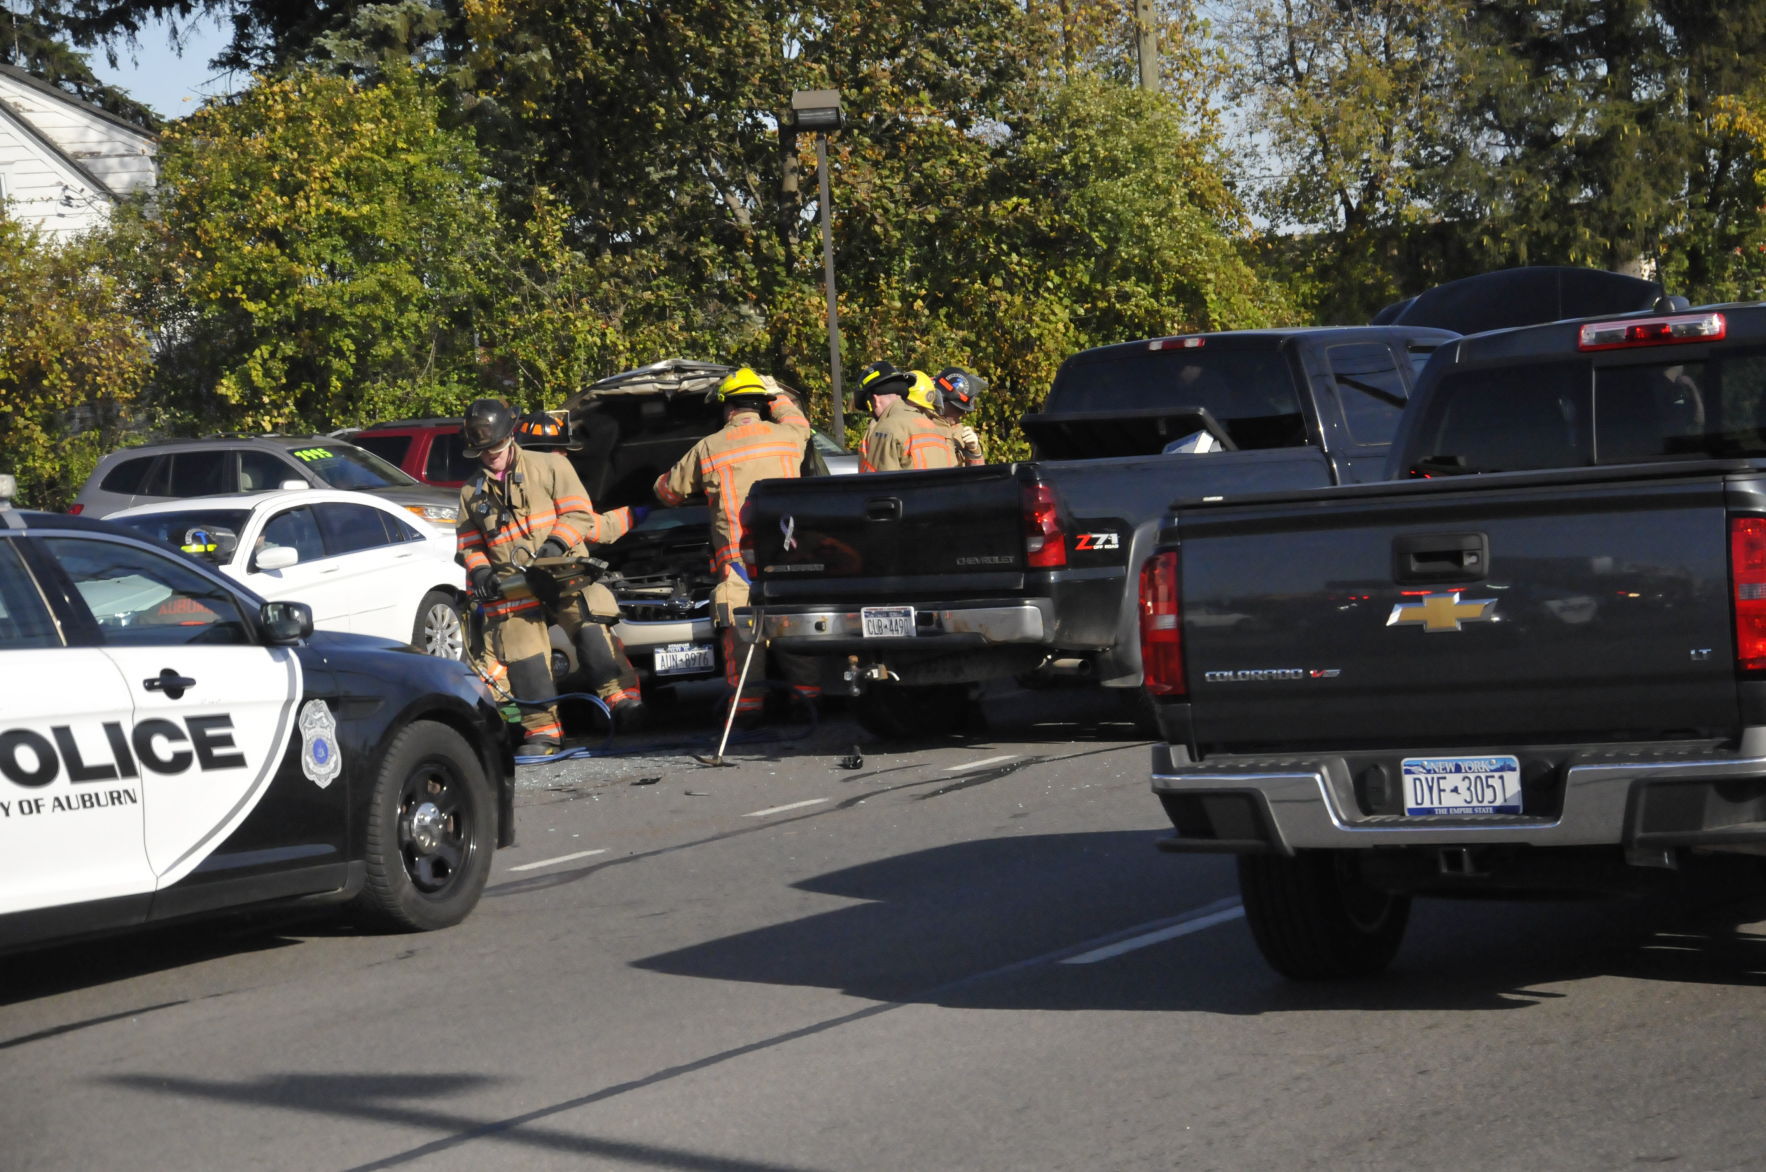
top-left (0, 106), bottom-right (109, 237)
top-left (0, 68), bottom-right (156, 239)
top-left (0, 73), bottom-right (155, 196)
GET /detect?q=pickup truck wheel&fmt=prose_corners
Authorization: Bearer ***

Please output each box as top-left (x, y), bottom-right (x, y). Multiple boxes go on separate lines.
top-left (350, 721), bottom-right (495, 932)
top-left (1237, 850), bottom-right (1409, 980)
top-left (853, 683), bottom-right (970, 739)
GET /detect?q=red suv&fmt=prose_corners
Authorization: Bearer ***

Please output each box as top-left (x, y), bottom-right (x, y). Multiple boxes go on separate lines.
top-left (346, 418), bottom-right (474, 489)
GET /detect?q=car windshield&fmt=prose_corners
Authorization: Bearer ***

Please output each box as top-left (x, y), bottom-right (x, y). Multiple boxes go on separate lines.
top-left (288, 442), bottom-right (417, 490)
top-left (113, 509), bottom-right (253, 560)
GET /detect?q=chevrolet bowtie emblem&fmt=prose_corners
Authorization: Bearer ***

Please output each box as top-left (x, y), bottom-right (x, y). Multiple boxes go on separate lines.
top-left (1386, 591), bottom-right (1497, 632)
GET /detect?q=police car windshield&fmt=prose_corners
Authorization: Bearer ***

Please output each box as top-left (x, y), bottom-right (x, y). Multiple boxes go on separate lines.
top-left (114, 509), bottom-right (252, 556)
top-left (291, 443), bottom-right (417, 490)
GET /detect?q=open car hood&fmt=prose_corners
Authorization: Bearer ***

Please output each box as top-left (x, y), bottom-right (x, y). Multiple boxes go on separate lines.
top-left (557, 358), bottom-right (837, 511)
top-left (557, 359), bottom-right (733, 511)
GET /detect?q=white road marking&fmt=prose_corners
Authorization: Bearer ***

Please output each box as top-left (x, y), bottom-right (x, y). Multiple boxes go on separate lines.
top-left (743, 798), bottom-right (830, 818)
top-left (1059, 900), bottom-right (1246, 964)
top-left (506, 848), bottom-right (607, 873)
top-left (945, 754), bottom-right (1018, 772)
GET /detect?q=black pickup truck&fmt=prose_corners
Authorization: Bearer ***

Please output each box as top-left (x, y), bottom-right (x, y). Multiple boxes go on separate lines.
top-left (747, 325), bottom-right (1453, 735)
top-left (1144, 298), bottom-right (1766, 979)
top-left (745, 269), bottom-right (1660, 738)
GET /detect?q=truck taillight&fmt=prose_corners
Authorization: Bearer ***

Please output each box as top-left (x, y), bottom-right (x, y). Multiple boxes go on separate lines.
top-left (1732, 517), bottom-right (1766, 671)
top-left (1578, 311), bottom-right (1725, 351)
top-left (1139, 550), bottom-right (1185, 696)
top-left (1023, 482), bottom-right (1066, 568)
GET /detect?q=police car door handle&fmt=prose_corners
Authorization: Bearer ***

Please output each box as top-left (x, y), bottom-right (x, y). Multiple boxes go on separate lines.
top-left (142, 669), bottom-right (197, 700)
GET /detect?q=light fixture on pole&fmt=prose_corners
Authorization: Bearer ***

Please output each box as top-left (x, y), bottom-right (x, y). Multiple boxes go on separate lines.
top-left (789, 88), bottom-right (846, 441)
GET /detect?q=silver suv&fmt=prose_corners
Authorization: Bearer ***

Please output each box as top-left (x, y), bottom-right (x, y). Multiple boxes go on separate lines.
top-left (73, 435), bottom-right (459, 526)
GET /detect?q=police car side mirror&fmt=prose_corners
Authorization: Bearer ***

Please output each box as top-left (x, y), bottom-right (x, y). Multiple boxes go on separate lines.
top-left (261, 600), bottom-right (313, 644)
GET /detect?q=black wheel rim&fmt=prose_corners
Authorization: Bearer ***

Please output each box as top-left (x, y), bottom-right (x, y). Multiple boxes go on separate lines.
top-left (397, 758), bottom-right (475, 895)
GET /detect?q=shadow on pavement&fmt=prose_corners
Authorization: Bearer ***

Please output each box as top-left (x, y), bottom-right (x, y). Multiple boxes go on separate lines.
top-left (99, 1069), bottom-right (825, 1172)
top-left (0, 916), bottom-right (307, 1007)
top-left (633, 831), bottom-right (1766, 1014)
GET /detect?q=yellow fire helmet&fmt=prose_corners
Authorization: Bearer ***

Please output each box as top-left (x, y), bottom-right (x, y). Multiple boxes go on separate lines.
top-left (717, 365), bottom-right (773, 402)
top-left (904, 369), bottom-right (940, 413)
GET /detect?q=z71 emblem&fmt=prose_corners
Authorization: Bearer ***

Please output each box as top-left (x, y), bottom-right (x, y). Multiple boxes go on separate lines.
top-left (1386, 591), bottom-right (1497, 633)
top-left (1074, 532), bottom-right (1120, 551)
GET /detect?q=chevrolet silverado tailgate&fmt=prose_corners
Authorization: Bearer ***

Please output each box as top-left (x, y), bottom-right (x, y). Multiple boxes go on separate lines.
top-left (749, 464), bottom-right (1027, 603)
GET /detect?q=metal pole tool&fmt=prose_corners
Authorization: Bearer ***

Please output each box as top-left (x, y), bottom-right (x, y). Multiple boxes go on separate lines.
top-left (697, 632), bottom-right (759, 768)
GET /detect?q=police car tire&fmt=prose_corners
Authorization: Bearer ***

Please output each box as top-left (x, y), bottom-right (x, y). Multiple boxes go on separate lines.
top-left (414, 590), bottom-right (466, 661)
top-left (352, 721), bottom-right (494, 932)
top-left (1236, 850), bottom-right (1409, 980)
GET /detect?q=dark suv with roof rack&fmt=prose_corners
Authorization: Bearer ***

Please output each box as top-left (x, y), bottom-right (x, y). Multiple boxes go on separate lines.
top-left (72, 434), bottom-right (459, 528)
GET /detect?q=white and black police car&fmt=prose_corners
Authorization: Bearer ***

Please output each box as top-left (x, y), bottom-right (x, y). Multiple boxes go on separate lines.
top-left (0, 476), bottom-right (515, 952)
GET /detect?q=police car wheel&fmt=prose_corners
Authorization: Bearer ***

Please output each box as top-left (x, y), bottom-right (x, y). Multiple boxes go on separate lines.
top-left (352, 721), bottom-right (494, 932)
top-left (414, 590), bottom-right (466, 661)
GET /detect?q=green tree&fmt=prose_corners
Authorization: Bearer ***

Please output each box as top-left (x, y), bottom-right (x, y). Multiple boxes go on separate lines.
top-left (1430, 1), bottom-right (1766, 297)
top-left (52, 0), bottom-right (1282, 459)
top-left (140, 65), bottom-right (502, 431)
top-left (838, 72), bottom-right (1291, 455)
top-left (0, 217), bottom-right (151, 510)
top-left (1221, 0), bottom-right (1461, 321)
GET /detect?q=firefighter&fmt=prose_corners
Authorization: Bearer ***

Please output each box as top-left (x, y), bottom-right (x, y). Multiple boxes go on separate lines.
top-left (856, 364), bottom-right (958, 472)
top-left (456, 398), bottom-right (644, 756)
top-left (654, 366), bottom-right (821, 724)
top-left (934, 366), bottom-right (987, 467)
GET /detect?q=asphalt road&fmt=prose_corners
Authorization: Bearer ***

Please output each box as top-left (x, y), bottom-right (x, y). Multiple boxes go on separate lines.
top-left (6, 684), bottom-right (1766, 1171)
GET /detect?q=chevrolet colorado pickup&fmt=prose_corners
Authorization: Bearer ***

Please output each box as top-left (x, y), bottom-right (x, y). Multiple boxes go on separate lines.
top-left (1144, 298), bottom-right (1766, 978)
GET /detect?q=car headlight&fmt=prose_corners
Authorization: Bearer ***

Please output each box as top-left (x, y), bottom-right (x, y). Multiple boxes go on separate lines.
top-left (408, 504), bottom-right (459, 525)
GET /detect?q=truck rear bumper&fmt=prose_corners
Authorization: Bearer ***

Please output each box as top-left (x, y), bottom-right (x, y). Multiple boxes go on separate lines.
top-left (760, 601), bottom-right (1055, 651)
top-left (1151, 740), bottom-right (1766, 856)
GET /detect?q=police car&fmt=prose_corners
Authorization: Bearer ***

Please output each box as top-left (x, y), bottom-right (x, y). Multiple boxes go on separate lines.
top-left (0, 477), bottom-right (515, 952)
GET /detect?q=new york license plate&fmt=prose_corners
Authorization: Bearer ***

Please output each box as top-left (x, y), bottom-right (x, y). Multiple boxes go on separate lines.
top-left (1402, 755), bottom-right (1523, 815)
top-left (860, 606), bottom-right (915, 638)
top-left (653, 642), bottom-right (715, 676)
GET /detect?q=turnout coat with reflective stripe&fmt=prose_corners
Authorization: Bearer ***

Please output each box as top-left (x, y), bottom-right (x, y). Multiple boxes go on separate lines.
top-left (654, 398), bottom-right (812, 577)
top-left (860, 399), bottom-right (959, 472)
top-left (456, 447), bottom-right (633, 619)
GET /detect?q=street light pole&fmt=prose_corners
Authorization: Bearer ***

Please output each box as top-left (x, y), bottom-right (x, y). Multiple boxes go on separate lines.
top-left (791, 89), bottom-right (845, 442)
top-left (814, 130), bottom-right (844, 442)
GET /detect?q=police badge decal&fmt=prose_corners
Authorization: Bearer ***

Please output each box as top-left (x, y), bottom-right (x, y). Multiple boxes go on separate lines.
top-left (299, 699), bottom-right (343, 788)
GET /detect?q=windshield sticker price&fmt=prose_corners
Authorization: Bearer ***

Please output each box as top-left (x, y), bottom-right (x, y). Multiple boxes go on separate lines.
top-left (292, 448), bottom-right (333, 462)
